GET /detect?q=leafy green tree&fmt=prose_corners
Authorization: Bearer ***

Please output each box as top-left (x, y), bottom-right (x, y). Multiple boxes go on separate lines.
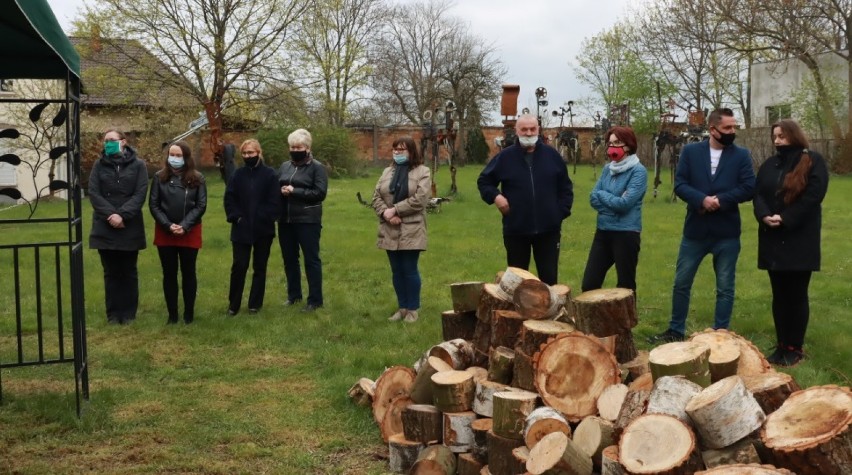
top-left (256, 124), bottom-right (362, 177)
top-left (791, 71), bottom-right (849, 141)
top-left (463, 128), bottom-right (490, 164)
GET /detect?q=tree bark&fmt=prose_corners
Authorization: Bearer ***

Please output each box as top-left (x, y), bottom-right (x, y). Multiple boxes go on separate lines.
top-left (402, 404), bottom-right (443, 444)
top-left (477, 283), bottom-right (515, 323)
top-left (649, 341), bottom-right (712, 387)
top-left (451, 281), bottom-right (485, 312)
top-left (701, 439), bottom-right (761, 469)
top-left (613, 389), bottom-right (650, 444)
top-left (411, 356), bottom-right (454, 404)
top-left (471, 417), bottom-right (493, 463)
top-left (741, 371), bottom-right (800, 415)
top-left (458, 452), bottom-right (485, 475)
top-left (443, 410), bottom-right (477, 453)
top-left (647, 375), bottom-right (704, 425)
top-left (410, 444), bottom-right (457, 474)
top-left (442, 310), bottom-right (477, 342)
top-left (388, 433), bottom-right (424, 473)
top-left (517, 319), bottom-right (575, 356)
top-left (487, 346), bottom-right (515, 385)
top-left (487, 429), bottom-right (526, 475)
top-left (685, 376), bottom-right (766, 449)
top-left (572, 288), bottom-right (637, 336)
top-left (523, 406), bottom-right (572, 449)
top-left (473, 380), bottom-right (512, 418)
top-left (429, 338), bottom-right (475, 370)
top-left (511, 349), bottom-right (536, 392)
top-left (491, 309), bottom-right (525, 349)
top-left (347, 377), bottom-right (374, 408)
top-left (431, 370), bottom-right (475, 413)
top-left (492, 390), bottom-right (539, 440)
top-left (600, 445), bottom-right (624, 475)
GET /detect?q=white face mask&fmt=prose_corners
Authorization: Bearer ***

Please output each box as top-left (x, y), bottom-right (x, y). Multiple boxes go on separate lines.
top-left (518, 135), bottom-right (538, 147)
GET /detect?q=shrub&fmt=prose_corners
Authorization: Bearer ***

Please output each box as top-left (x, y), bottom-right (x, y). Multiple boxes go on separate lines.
top-left (256, 125), bottom-right (363, 178)
top-left (464, 127), bottom-right (490, 164)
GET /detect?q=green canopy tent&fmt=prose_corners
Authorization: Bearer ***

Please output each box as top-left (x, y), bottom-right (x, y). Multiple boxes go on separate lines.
top-left (0, 0), bottom-right (88, 417)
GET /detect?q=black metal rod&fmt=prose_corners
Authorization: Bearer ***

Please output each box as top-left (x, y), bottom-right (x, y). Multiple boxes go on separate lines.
top-left (35, 247), bottom-right (44, 362)
top-left (56, 246), bottom-right (65, 360)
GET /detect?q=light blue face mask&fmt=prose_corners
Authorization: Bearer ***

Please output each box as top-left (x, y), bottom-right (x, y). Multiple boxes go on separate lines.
top-left (168, 156), bottom-right (185, 169)
top-left (393, 152), bottom-right (409, 164)
top-left (104, 140), bottom-right (121, 155)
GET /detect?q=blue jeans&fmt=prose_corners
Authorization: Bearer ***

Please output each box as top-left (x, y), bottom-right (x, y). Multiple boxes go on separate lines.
top-left (387, 250), bottom-right (422, 310)
top-left (669, 236), bottom-right (741, 335)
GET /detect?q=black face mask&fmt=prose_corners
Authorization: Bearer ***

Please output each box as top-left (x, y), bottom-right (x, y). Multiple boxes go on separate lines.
top-left (714, 129), bottom-right (736, 147)
top-left (244, 156), bottom-right (259, 168)
top-left (775, 145), bottom-right (795, 155)
top-left (290, 150), bottom-right (308, 163)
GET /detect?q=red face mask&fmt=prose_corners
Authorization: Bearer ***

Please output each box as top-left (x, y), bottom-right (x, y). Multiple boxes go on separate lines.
top-left (607, 146), bottom-right (626, 162)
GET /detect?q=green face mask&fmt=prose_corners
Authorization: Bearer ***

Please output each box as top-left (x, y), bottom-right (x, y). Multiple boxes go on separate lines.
top-left (104, 140), bottom-right (121, 155)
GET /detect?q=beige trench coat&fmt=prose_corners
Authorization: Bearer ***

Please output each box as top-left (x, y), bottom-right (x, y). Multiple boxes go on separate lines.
top-left (371, 164), bottom-right (431, 251)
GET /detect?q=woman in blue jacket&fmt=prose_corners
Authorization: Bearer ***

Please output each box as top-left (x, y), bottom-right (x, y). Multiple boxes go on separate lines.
top-left (581, 126), bottom-right (647, 293)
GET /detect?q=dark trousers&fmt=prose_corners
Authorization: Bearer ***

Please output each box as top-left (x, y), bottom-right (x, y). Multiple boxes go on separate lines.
top-left (503, 230), bottom-right (561, 285)
top-left (157, 246), bottom-right (199, 322)
top-left (228, 237), bottom-right (273, 311)
top-left (768, 270), bottom-right (812, 349)
top-left (278, 223), bottom-right (323, 306)
top-left (387, 250), bottom-right (422, 310)
top-left (98, 249), bottom-right (139, 322)
top-left (581, 230), bottom-right (641, 292)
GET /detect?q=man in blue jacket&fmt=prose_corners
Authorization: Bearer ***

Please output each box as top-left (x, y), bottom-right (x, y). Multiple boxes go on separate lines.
top-left (477, 115), bottom-right (574, 285)
top-left (650, 108), bottom-right (755, 343)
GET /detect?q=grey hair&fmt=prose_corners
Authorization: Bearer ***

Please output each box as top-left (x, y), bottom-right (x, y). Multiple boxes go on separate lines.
top-left (288, 128), bottom-right (313, 148)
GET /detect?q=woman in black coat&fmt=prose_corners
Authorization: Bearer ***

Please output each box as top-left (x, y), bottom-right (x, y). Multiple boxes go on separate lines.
top-left (149, 141), bottom-right (207, 324)
top-left (88, 128), bottom-right (149, 324)
top-left (224, 139), bottom-right (280, 315)
top-left (753, 119), bottom-right (829, 366)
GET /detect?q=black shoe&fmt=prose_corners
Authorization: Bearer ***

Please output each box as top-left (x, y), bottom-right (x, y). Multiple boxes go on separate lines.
top-left (647, 329), bottom-right (685, 344)
top-left (284, 298), bottom-right (302, 306)
top-left (768, 345), bottom-right (804, 367)
top-left (301, 304), bottom-right (321, 312)
top-left (248, 308), bottom-right (260, 314)
top-left (167, 318), bottom-right (178, 325)
top-left (227, 308), bottom-right (238, 316)
top-left (107, 317), bottom-right (120, 325)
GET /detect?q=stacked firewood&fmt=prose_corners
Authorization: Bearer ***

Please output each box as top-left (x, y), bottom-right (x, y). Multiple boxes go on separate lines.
top-left (348, 267), bottom-right (852, 475)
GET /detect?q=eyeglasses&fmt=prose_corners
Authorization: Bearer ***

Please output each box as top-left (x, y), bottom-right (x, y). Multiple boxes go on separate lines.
top-left (607, 141), bottom-right (625, 147)
top-left (392, 147), bottom-right (407, 152)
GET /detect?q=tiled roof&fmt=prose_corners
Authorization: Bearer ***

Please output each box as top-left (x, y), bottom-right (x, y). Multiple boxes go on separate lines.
top-left (69, 36), bottom-right (195, 109)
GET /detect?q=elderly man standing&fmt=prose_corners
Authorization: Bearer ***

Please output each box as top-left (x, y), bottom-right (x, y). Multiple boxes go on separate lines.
top-left (477, 114), bottom-right (574, 285)
top-left (649, 108), bottom-right (755, 343)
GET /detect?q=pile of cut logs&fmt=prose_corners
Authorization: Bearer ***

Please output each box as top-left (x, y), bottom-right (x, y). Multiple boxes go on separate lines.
top-left (347, 267), bottom-right (852, 475)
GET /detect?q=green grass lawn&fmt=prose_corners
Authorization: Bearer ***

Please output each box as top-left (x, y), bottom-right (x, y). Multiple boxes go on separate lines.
top-left (0, 164), bottom-right (849, 474)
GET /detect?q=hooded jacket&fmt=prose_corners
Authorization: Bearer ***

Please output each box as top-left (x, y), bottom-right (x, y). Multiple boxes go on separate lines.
top-left (477, 140), bottom-right (573, 236)
top-left (88, 145), bottom-right (149, 251)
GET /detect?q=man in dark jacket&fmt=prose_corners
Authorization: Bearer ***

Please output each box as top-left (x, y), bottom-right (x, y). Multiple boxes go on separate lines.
top-left (224, 139), bottom-right (281, 315)
top-left (650, 108), bottom-right (756, 343)
top-left (88, 129), bottom-right (148, 324)
top-left (477, 115), bottom-right (574, 285)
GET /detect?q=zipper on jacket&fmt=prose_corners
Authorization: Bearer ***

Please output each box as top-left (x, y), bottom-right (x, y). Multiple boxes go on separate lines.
top-left (528, 161), bottom-right (537, 233)
top-left (286, 166), bottom-right (299, 224)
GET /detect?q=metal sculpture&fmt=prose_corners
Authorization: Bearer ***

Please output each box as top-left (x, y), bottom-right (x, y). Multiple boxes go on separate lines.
top-left (553, 102), bottom-right (580, 173)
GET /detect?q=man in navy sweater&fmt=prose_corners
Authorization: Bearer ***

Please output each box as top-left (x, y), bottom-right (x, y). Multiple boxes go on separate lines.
top-left (650, 108), bottom-right (755, 343)
top-left (477, 115), bottom-right (573, 285)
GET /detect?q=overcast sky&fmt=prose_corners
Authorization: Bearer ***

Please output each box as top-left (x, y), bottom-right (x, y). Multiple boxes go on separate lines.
top-left (46, 0), bottom-right (635, 126)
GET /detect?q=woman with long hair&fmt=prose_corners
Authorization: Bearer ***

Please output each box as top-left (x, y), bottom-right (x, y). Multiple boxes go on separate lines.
top-left (149, 141), bottom-right (207, 324)
top-left (754, 119), bottom-right (829, 366)
top-left (371, 136), bottom-right (431, 323)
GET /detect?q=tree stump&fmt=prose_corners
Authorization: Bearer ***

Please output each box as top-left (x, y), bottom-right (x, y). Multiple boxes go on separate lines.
top-left (701, 439), bottom-right (761, 469)
top-left (696, 464), bottom-right (795, 474)
top-left (491, 310), bottom-right (525, 349)
top-left (431, 370), bottom-right (475, 413)
top-left (513, 279), bottom-right (560, 320)
top-left (487, 429), bottom-right (526, 475)
top-left (619, 414), bottom-right (702, 475)
top-left (689, 330), bottom-right (743, 382)
top-left (429, 338), bottom-right (475, 370)
top-left (411, 356), bottom-right (454, 404)
top-left (619, 351), bottom-right (649, 383)
top-left (347, 377), bottom-right (374, 408)
top-left (380, 395), bottom-right (413, 442)
top-left (600, 445), bottom-right (624, 475)
top-left (517, 319), bottom-right (575, 356)
top-left (487, 346), bottom-right (515, 385)
top-left (388, 433), bottom-right (424, 473)
top-left (612, 389), bottom-right (650, 444)
top-left (442, 310), bottom-right (477, 341)
top-left (492, 390), bottom-right (539, 440)
top-left (471, 417), bottom-right (493, 463)
top-left (686, 376), bottom-right (766, 449)
top-left (523, 406), bottom-right (572, 449)
top-left (572, 288), bottom-right (637, 336)
top-left (597, 383), bottom-right (629, 422)
top-left (649, 341), bottom-right (712, 387)
top-left (478, 283), bottom-right (515, 323)
top-left (511, 349), bottom-right (536, 392)
top-left (410, 444), bottom-right (457, 474)
top-left (533, 333), bottom-right (620, 422)
top-left (525, 431), bottom-right (594, 475)
top-left (573, 415), bottom-right (615, 470)
top-left (741, 371), bottom-right (800, 415)
top-left (689, 328), bottom-right (771, 377)
top-left (451, 281), bottom-right (485, 312)
top-left (402, 404), bottom-right (443, 444)
top-left (760, 385), bottom-right (852, 475)
top-left (458, 452), bottom-right (485, 475)
top-left (373, 366), bottom-right (416, 424)
top-left (473, 380), bottom-right (512, 418)
top-left (646, 375), bottom-right (703, 424)
top-left (443, 410), bottom-right (477, 453)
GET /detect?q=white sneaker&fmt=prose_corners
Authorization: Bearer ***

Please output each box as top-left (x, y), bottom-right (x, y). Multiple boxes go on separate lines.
top-left (388, 309), bottom-right (406, 321)
top-left (404, 310), bottom-right (418, 323)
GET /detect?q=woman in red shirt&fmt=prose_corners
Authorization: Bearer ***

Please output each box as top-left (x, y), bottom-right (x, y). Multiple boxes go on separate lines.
top-left (149, 141), bottom-right (208, 324)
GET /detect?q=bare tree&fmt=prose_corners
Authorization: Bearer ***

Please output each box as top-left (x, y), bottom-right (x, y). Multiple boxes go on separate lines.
top-left (77, 0), bottom-right (307, 165)
top-left (293, 0), bottom-right (388, 126)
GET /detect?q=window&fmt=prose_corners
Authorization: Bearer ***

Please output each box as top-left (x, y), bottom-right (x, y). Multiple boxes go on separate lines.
top-left (766, 104), bottom-right (792, 124)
